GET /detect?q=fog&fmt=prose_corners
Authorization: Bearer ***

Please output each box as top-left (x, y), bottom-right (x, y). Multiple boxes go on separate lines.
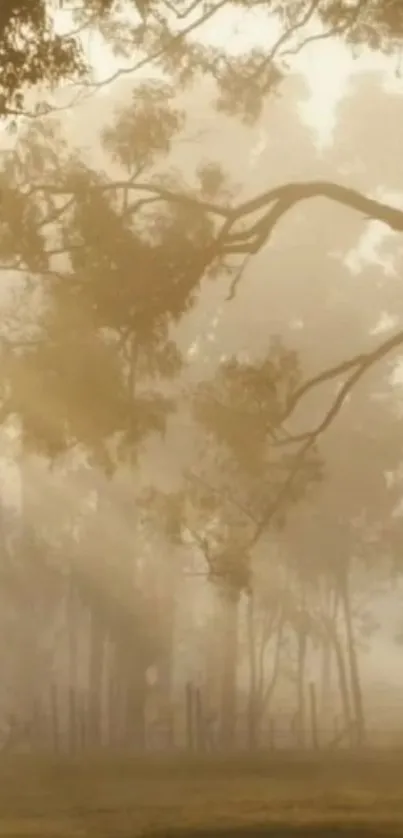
top-left (0, 2), bottom-right (403, 768)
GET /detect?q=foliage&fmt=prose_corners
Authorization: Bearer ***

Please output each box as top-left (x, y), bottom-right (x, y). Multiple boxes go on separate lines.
top-left (0, 85), bottom-right (219, 470)
top-left (1, 0), bottom-right (403, 758)
top-left (320, 0), bottom-right (403, 53)
top-left (180, 343), bottom-right (324, 591)
top-left (1, 1), bottom-right (403, 122)
top-left (0, 0), bottom-right (85, 116)
top-left (101, 80), bottom-right (185, 170)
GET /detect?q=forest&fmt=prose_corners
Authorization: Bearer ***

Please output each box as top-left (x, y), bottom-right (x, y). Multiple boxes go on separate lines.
top-left (0, 0), bottom-right (403, 789)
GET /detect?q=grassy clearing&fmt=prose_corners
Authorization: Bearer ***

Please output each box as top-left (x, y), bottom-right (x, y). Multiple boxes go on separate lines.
top-left (0, 753), bottom-right (402, 836)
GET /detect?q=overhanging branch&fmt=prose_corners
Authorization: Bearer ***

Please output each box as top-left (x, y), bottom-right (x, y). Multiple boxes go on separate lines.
top-left (224, 181), bottom-right (403, 255)
top-left (244, 327), bottom-right (403, 555)
top-left (284, 327), bottom-right (403, 431)
top-left (25, 178), bottom-right (403, 259)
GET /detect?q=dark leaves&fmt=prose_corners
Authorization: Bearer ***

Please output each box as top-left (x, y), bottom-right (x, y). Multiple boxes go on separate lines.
top-left (0, 1), bottom-right (85, 116)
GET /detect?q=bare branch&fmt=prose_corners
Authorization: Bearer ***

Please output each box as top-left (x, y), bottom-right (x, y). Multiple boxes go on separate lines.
top-left (225, 181), bottom-right (403, 256)
top-left (244, 328), bottom-right (403, 553)
top-left (246, 0), bottom-right (322, 86)
top-left (74, 0), bottom-right (231, 96)
top-left (283, 327), bottom-right (403, 434)
top-left (25, 179), bottom-right (403, 257)
top-left (281, 0), bottom-right (370, 60)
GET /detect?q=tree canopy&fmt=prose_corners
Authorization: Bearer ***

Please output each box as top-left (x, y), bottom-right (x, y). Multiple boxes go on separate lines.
top-left (1, 1), bottom-right (403, 116)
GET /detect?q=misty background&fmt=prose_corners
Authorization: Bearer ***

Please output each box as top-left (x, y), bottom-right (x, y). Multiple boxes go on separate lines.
top-left (0, 1), bottom-right (403, 755)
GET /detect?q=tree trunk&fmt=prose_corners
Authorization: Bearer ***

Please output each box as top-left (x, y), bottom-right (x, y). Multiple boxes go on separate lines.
top-left (340, 571), bottom-right (365, 747)
top-left (67, 572), bottom-right (79, 755)
top-left (219, 585), bottom-right (240, 751)
top-left (50, 683), bottom-right (60, 754)
top-left (320, 633), bottom-right (332, 726)
top-left (323, 590), bottom-right (353, 745)
top-left (155, 564), bottom-right (177, 725)
top-left (115, 650), bottom-right (128, 750)
top-left (112, 637), bottom-right (147, 754)
top-left (88, 609), bottom-right (105, 749)
top-left (296, 628), bottom-right (307, 748)
top-left (246, 591), bottom-right (258, 750)
top-left (108, 638), bottom-right (121, 749)
top-left (259, 607), bottom-right (285, 719)
top-left (125, 666), bottom-right (146, 753)
top-left (330, 625), bottom-right (353, 740)
top-left (309, 681), bottom-right (319, 749)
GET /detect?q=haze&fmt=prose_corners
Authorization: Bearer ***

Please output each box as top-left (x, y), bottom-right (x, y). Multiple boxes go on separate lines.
top-left (1, 0), bottom-right (403, 789)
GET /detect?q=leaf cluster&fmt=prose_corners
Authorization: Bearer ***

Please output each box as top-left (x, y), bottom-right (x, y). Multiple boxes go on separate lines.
top-left (0, 0), bottom-right (85, 116)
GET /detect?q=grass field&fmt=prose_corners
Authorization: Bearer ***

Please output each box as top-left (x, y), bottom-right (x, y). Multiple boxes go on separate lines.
top-left (1, 752), bottom-right (403, 836)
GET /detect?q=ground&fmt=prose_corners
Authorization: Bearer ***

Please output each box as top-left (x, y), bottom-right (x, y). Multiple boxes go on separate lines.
top-left (0, 753), bottom-right (402, 836)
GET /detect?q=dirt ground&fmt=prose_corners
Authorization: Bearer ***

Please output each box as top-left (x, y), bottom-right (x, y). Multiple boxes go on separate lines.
top-left (0, 753), bottom-right (402, 836)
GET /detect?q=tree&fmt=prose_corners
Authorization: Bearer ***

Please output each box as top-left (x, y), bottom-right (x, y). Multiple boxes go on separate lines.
top-left (0, 83), bottom-right (226, 751)
top-left (1, 0), bottom-right (403, 758)
top-left (178, 344), bottom-right (322, 748)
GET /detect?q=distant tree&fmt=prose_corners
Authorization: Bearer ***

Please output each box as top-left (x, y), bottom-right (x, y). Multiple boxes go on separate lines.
top-left (174, 343), bottom-right (323, 748)
top-left (0, 90), bottom-right (221, 750)
top-left (0, 500), bottom-right (65, 749)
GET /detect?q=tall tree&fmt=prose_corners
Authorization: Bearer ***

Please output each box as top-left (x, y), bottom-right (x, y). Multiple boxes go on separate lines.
top-left (182, 343), bottom-right (322, 748)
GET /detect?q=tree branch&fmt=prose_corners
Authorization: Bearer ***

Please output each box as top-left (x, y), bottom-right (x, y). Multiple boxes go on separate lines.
top-left (244, 328), bottom-right (403, 554)
top-left (281, 0), bottom-right (370, 61)
top-left (224, 181), bottom-right (403, 256)
top-left (25, 178), bottom-right (403, 260)
top-left (282, 327), bottom-right (403, 438)
top-left (26, 179), bottom-right (231, 218)
top-left (74, 0), bottom-right (231, 96)
top-left (27, 178), bottom-right (403, 263)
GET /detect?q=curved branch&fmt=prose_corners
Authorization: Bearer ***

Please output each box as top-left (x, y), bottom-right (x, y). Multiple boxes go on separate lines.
top-left (26, 179), bottom-right (403, 252)
top-left (281, 0), bottom-right (370, 61)
top-left (74, 0), bottom-right (230, 96)
top-left (225, 181), bottom-right (403, 255)
top-left (284, 328), bottom-right (403, 425)
top-left (245, 328), bottom-right (403, 553)
top-left (246, 0), bottom-right (322, 87)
